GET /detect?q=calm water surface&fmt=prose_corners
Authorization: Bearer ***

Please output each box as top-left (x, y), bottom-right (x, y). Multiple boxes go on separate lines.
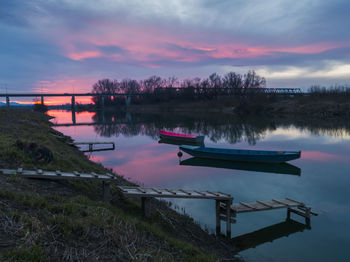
top-left (49, 110), bottom-right (350, 262)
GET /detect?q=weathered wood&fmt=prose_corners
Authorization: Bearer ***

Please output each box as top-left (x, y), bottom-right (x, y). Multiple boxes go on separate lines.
top-left (0, 169), bottom-right (115, 181)
top-left (257, 200), bottom-right (273, 208)
top-left (151, 188), bottom-right (163, 194)
top-left (74, 142), bottom-right (115, 153)
top-left (239, 202), bottom-right (256, 209)
top-left (229, 198), bottom-right (317, 225)
top-left (178, 189), bottom-right (191, 195)
top-left (118, 186), bottom-right (233, 200)
top-left (119, 186), bottom-right (233, 237)
top-left (225, 199), bottom-right (232, 236)
top-left (216, 200), bottom-right (221, 235)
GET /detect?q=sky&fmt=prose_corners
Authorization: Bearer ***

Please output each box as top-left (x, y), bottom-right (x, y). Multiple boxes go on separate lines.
top-left (1, 0), bottom-right (350, 99)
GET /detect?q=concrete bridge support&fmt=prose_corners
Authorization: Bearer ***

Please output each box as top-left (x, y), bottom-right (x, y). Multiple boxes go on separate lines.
top-left (71, 95), bottom-right (75, 110)
top-left (41, 96), bottom-right (44, 105)
top-left (6, 96), bottom-right (10, 107)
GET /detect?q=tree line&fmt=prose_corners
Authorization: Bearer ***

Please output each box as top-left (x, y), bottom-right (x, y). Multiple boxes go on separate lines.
top-left (91, 70), bottom-right (266, 106)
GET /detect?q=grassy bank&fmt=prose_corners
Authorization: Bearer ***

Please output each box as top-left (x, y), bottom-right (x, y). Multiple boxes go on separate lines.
top-left (0, 109), bottom-right (239, 261)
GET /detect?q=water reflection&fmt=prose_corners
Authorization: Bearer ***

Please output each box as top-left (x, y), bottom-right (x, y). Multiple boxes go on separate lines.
top-left (48, 109), bottom-right (350, 262)
top-left (51, 110), bottom-right (350, 145)
top-left (180, 157), bottom-right (301, 176)
top-left (158, 138), bottom-right (205, 146)
top-left (231, 219), bottom-right (309, 253)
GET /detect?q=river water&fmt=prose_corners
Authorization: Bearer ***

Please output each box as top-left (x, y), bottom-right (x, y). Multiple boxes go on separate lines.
top-left (48, 109), bottom-right (349, 262)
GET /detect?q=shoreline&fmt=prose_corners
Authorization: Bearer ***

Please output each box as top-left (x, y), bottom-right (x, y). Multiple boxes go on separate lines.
top-left (0, 109), bottom-right (240, 261)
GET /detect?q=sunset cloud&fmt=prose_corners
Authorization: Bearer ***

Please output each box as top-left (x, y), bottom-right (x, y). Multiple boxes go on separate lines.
top-left (1, 0), bottom-right (350, 93)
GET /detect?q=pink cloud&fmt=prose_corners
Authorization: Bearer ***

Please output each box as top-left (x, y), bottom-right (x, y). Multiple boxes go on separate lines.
top-left (52, 20), bottom-right (346, 67)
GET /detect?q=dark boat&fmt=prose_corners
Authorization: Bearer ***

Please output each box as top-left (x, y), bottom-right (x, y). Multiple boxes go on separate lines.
top-left (158, 130), bottom-right (204, 143)
top-left (179, 145), bottom-right (301, 163)
top-left (180, 157), bottom-right (301, 176)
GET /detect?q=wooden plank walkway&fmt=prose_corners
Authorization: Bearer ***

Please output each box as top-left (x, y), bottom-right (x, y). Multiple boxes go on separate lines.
top-left (118, 186), bottom-right (232, 200)
top-left (0, 168), bottom-right (116, 180)
top-left (0, 168), bottom-right (116, 202)
top-left (74, 142), bottom-right (115, 152)
top-left (230, 198), bottom-right (304, 213)
top-left (119, 186), bottom-right (233, 235)
top-left (219, 198), bottom-right (317, 230)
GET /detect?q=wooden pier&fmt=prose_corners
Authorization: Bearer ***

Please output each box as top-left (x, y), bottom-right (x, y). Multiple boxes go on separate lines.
top-left (219, 198), bottom-right (317, 233)
top-left (0, 168), bottom-right (116, 202)
top-left (74, 142), bottom-right (115, 152)
top-left (118, 186), bottom-right (317, 236)
top-left (118, 186), bottom-right (234, 235)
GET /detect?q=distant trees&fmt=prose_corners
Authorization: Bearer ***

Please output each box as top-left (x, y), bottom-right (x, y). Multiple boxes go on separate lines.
top-left (91, 70), bottom-right (266, 106)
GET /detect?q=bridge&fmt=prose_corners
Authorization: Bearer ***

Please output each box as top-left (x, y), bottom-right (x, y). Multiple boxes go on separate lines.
top-left (0, 92), bottom-right (136, 109)
top-left (0, 88), bottom-right (303, 108)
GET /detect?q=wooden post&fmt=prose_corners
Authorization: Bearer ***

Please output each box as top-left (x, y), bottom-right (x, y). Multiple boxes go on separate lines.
top-left (305, 207), bottom-right (311, 228)
top-left (225, 199), bottom-right (232, 237)
top-left (287, 207), bottom-right (291, 220)
top-left (103, 181), bottom-right (111, 203)
top-left (141, 197), bottom-right (151, 218)
top-left (215, 200), bottom-right (221, 235)
top-left (6, 96), bottom-right (10, 107)
top-left (89, 143), bottom-right (93, 151)
top-left (41, 95), bottom-right (44, 105)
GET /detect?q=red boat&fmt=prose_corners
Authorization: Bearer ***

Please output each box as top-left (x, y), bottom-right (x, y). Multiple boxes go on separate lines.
top-left (158, 130), bottom-right (205, 144)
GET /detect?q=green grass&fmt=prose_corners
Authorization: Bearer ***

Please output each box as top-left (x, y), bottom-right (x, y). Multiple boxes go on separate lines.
top-left (0, 109), bottom-right (223, 261)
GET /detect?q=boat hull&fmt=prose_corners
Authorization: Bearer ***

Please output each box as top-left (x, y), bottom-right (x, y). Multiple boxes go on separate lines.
top-left (158, 131), bottom-right (204, 143)
top-left (179, 146), bottom-right (301, 163)
top-left (180, 157), bottom-right (301, 175)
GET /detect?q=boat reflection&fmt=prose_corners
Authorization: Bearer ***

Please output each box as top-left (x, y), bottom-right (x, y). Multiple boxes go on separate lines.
top-left (158, 138), bottom-right (205, 147)
top-left (231, 219), bottom-right (309, 252)
top-left (180, 157), bottom-right (301, 176)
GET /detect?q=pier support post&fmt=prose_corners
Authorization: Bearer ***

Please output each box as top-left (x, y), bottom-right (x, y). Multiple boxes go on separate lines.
top-left (103, 181), bottom-right (111, 203)
top-left (41, 95), bottom-right (44, 105)
top-left (225, 199), bottom-right (232, 237)
top-left (305, 207), bottom-right (311, 228)
top-left (287, 208), bottom-right (291, 220)
top-left (6, 96), bottom-right (10, 107)
top-left (215, 200), bottom-right (221, 235)
top-left (141, 197), bottom-right (151, 218)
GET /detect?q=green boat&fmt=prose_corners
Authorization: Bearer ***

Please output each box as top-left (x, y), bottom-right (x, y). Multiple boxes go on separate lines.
top-left (180, 157), bottom-right (301, 176)
top-left (179, 145), bottom-right (301, 163)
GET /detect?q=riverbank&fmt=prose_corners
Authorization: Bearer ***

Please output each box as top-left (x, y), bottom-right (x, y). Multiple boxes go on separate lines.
top-left (0, 109), bottom-right (240, 261)
top-left (124, 94), bottom-right (350, 117)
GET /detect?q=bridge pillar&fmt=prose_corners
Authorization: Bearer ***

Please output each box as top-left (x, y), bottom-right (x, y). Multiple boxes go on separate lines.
top-left (41, 96), bottom-right (44, 105)
top-left (71, 110), bottom-right (76, 125)
top-left (71, 95), bottom-right (75, 110)
top-left (6, 96), bottom-right (10, 107)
